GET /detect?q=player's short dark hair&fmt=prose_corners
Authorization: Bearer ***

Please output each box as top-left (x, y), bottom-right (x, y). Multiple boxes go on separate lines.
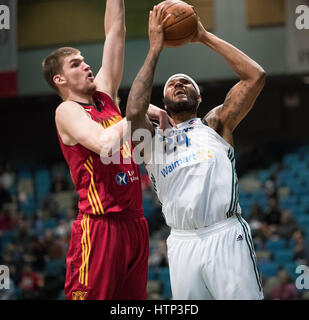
top-left (42, 47), bottom-right (80, 93)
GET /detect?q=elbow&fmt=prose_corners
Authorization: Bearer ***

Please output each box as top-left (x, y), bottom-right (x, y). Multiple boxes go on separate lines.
top-left (126, 108), bottom-right (141, 123)
top-left (106, 22), bottom-right (126, 39)
top-left (252, 67), bottom-right (266, 88)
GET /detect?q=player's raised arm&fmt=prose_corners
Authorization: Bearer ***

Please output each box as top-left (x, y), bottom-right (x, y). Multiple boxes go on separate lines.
top-left (94, 0), bottom-right (126, 104)
top-left (192, 21), bottom-right (266, 145)
top-left (126, 6), bottom-right (169, 134)
top-left (55, 101), bottom-right (127, 156)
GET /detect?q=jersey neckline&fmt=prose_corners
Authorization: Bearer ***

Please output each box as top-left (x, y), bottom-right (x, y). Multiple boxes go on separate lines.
top-left (176, 118), bottom-right (200, 129)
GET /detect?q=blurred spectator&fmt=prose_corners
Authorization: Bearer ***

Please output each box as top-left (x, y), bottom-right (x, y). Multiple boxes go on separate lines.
top-left (50, 175), bottom-right (68, 193)
top-left (0, 208), bottom-right (14, 231)
top-left (276, 209), bottom-right (298, 241)
top-left (19, 264), bottom-right (42, 299)
top-left (0, 166), bottom-right (15, 191)
top-left (30, 214), bottom-right (44, 237)
top-left (29, 236), bottom-right (47, 272)
top-left (263, 196), bottom-right (282, 226)
top-left (0, 183), bottom-right (12, 210)
top-left (264, 173), bottom-right (278, 199)
top-left (292, 230), bottom-right (309, 263)
top-left (267, 269), bottom-right (299, 300)
top-left (41, 195), bottom-right (59, 218)
top-left (248, 204), bottom-right (265, 233)
top-left (149, 240), bottom-right (168, 268)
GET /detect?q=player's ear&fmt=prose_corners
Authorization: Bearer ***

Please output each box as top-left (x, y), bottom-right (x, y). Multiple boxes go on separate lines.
top-left (53, 74), bottom-right (66, 87)
top-left (198, 95), bottom-right (202, 104)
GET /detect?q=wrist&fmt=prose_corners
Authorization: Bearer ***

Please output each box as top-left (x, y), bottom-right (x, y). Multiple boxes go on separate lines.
top-left (149, 46), bottom-right (162, 57)
top-left (200, 30), bottom-right (212, 45)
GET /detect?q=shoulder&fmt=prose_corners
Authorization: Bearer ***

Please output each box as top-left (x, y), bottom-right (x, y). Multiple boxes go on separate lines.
top-left (55, 101), bottom-right (86, 123)
top-left (56, 100), bottom-right (81, 113)
top-left (204, 105), bottom-right (223, 133)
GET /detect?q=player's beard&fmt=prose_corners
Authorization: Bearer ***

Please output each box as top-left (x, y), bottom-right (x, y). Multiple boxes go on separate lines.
top-left (85, 82), bottom-right (97, 96)
top-left (163, 90), bottom-right (199, 115)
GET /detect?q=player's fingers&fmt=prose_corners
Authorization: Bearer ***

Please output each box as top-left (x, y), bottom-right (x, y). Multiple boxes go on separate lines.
top-left (152, 5), bottom-right (158, 18)
top-left (162, 13), bottom-right (171, 26)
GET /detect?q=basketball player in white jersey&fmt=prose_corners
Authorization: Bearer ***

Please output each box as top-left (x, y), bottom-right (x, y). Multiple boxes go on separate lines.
top-left (126, 5), bottom-right (266, 299)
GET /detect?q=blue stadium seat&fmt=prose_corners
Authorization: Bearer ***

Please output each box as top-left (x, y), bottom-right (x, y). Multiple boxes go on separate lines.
top-left (34, 169), bottom-right (51, 206)
top-left (43, 218), bottom-right (58, 230)
top-left (18, 170), bottom-right (33, 180)
top-left (295, 214), bottom-right (309, 226)
top-left (258, 261), bottom-right (279, 278)
top-left (19, 195), bottom-right (36, 217)
top-left (282, 154), bottom-right (300, 169)
top-left (44, 259), bottom-right (65, 278)
top-left (258, 170), bottom-right (270, 183)
top-left (142, 198), bottom-right (155, 219)
top-left (284, 262), bottom-right (299, 281)
top-left (273, 249), bottom-right (294, 264)
top-left (265, 238), bottom-right (286, 252)
top-left (0, 230), bottom-right (16, 248)
top-left (158, 267), bottom-right (172, 299)
top-left (148, 267), bottom-right (157, 281)
top-left (279, 197), bottom-right (299, 210)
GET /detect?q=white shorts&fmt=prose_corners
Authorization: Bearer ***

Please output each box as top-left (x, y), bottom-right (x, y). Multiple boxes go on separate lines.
top-left (166, 214), bottom-right (264, 300)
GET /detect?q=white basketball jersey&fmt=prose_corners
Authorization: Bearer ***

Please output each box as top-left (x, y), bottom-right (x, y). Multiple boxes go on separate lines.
top-left (146, 118), bottom-right (241, 230)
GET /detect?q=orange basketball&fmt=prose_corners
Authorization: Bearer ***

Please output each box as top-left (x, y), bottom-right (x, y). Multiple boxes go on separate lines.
top-left (159, 0), bottom-right (198, 47)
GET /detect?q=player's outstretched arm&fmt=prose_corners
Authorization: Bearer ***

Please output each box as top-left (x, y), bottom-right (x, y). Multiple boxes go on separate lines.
top-left (192, 21), bottom-right (266, 146)
top-left (126, 6), bottom-right (169, 135)
top-left (56, 101), bottom-right (128, 156)
top-left (94, 0), bottom-right (126, 104)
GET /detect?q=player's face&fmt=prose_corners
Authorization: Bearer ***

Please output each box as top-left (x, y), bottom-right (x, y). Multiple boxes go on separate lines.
top-left (163, 77), bottom-right (200, 114)
top-left (60, 53), bottom-right (96, 95)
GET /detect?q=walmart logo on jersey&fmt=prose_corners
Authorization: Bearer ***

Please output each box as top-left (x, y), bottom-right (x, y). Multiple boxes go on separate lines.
top-left (160, 149), bottom-right (213, 178)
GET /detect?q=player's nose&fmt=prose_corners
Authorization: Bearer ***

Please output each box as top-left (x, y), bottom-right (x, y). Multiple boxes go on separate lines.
top-left (174, 81), bottom-right (183, 88)
top-left (83, 63), bottom-right (91, 71)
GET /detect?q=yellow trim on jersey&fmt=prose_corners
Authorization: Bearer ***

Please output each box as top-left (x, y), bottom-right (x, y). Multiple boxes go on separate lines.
top-left (84, 158), bottom-right (104, 215)
top-left (79, 214), bottom-right (91, 287)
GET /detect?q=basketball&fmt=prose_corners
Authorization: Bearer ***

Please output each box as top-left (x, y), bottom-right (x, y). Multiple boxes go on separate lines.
top-left (159, 0), bottom-right (198, 47)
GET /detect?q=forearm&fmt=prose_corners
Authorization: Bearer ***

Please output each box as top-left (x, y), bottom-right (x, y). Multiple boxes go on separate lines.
top-left (126, 49), bottom-right (161, 121)
top-left (105, 0), bottom-right (125, 35)
top-left (200, 31), bottom-right (265, 81)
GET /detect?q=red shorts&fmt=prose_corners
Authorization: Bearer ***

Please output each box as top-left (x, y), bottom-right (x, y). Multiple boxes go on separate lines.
top-left (64, 210), bottom-right (149, 300)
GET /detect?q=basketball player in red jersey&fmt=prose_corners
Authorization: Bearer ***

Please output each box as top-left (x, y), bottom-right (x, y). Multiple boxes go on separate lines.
top-left (42, 0), bottom-right (171, 300)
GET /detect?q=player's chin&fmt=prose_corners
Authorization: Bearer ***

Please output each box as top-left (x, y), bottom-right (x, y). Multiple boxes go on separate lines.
top-left (87, 82), bottom-right (97, 95)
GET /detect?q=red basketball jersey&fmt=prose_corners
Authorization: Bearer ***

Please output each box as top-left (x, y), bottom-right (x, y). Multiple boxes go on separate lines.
top-left (57, 91), bottom-right (143, 215)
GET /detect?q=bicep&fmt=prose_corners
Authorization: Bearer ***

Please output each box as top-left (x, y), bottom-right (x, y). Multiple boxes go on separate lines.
top-left (56, 103), bottom-right (104, 154)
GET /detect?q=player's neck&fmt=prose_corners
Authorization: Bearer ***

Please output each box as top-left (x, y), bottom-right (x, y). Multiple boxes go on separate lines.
top-left (64, 92), bottom-right (95, 105)
top-left (171, 112), bottom-right (198, 125)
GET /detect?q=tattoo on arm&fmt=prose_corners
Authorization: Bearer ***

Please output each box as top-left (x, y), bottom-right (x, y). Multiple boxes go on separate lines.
top-left (220, 81), bottom-right (258, 130)
top-left (127, 52), bottom-right (160, 118)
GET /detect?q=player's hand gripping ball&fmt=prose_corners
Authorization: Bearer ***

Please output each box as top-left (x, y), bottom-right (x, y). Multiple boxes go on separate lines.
top-left (159, 0), bottom-right (198, 47)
